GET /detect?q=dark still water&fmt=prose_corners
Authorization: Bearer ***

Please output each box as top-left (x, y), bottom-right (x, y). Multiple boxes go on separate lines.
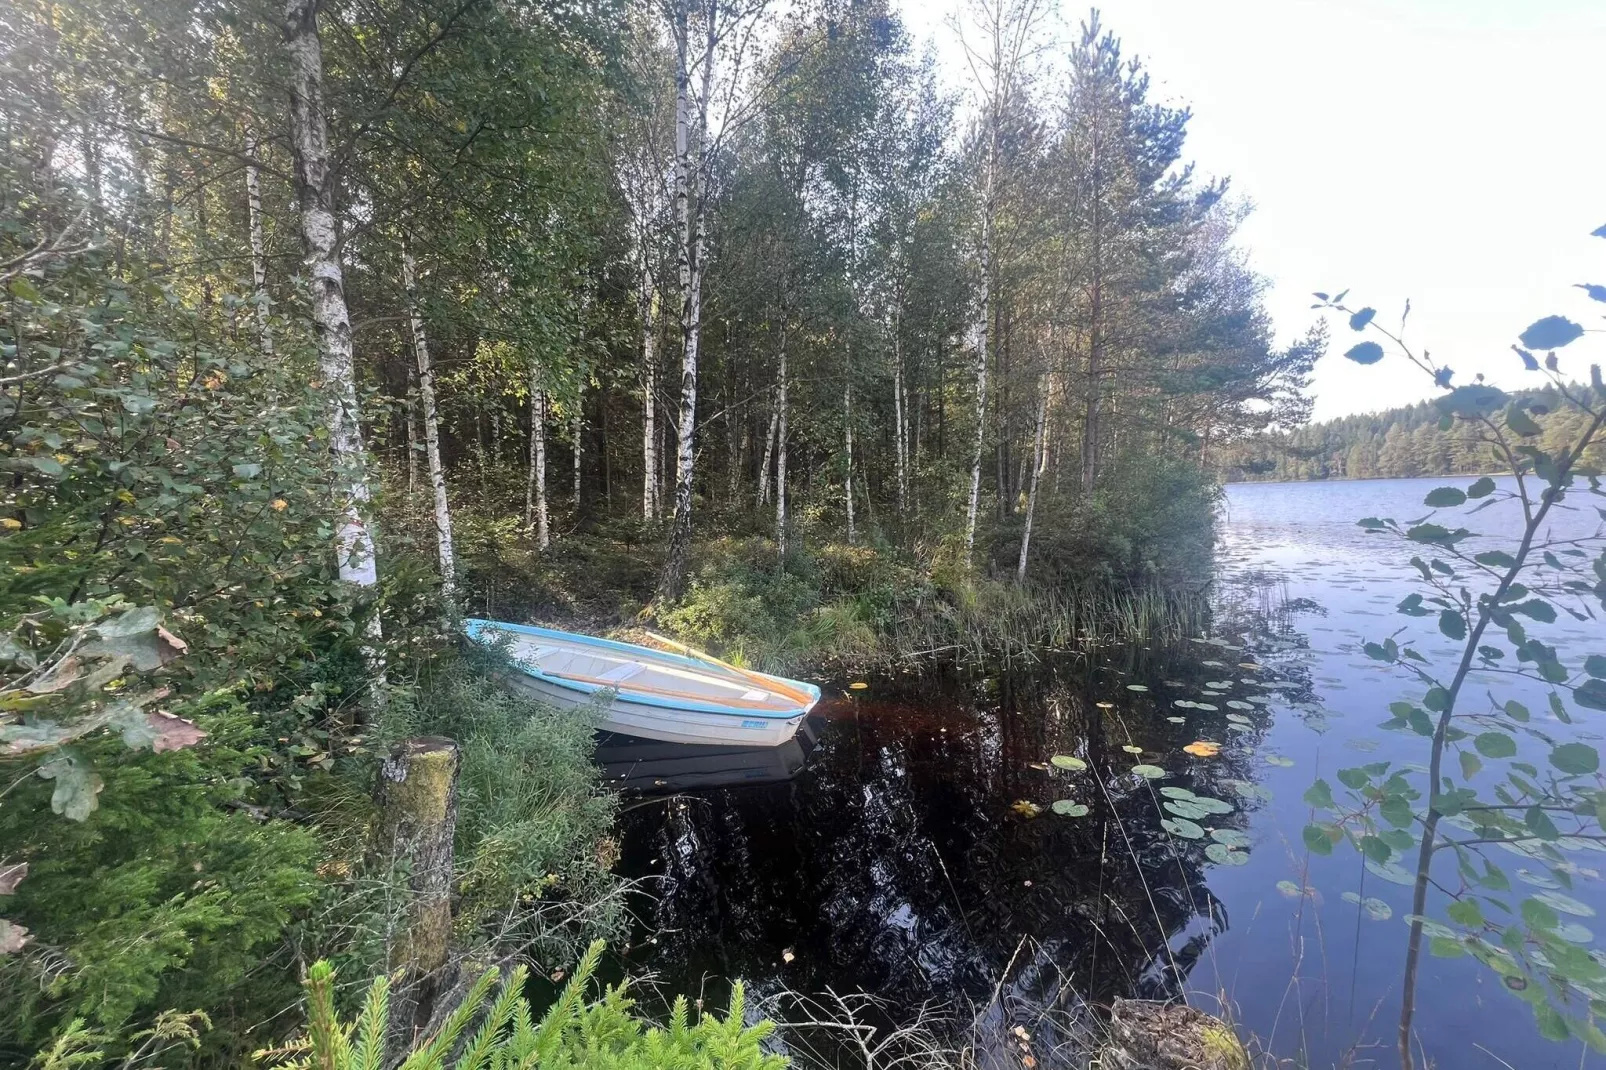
top-left (608, 477), bottom-right (1605, 1068)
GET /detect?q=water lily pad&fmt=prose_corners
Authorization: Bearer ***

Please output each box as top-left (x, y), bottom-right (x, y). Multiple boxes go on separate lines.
top-left (1342, 891), bottom-right (1393, 920)
top-left (1345, 738), bottom-right (1381, 752)
top-left (1194, 703), bottom-right (1220, 712)
top-left (1159, 786), bottom-right (1197, 800)
top-left (1162, 817), bottom-right (1205, 838)
top-left (1225, 780), bottom-right (1274, 802)
top-left (1402, 913), bottom-right (1457, 939)
top-left (1227, 700), bottom-right (1255, 711)
top-left (1227, 722), bottom-right (1251, 733)
top-left (1206, 681), bottom-right (1233, 690)
top-left (1165, 799), bottom-right (1210, 820)
top-left (1206, 843), bottom-right (1249, 866)
top-left (1555, 922), bottom-right (1594, 944)
top-left (1201, 690), bottom-right (1223, 697)
top-left (1201, 660), bottom-right (1227, 667)
top-left (1174, 700), bottom-right (1198, 709)
top-left (1535, 891), bottom-right (1595, 917)
top-left (1183, 741), bottom-right (1222, 758)
top-left (1239, 663), bottom-right (1263, 671)
top-left (1277, 879), bottom-right (1305, 898)
top-left (1131, 764), bottom-right (1166, 779)
top-left (1166, 716), bottom-right (1186, 723)
top-left (1189, 795), bottom-right (1235, 815)
top-left (1211, 828), bottom-right (1251, 848)
top-left (1264, 754), bottom-right (1295, 767)
top-left (1125, 684), bottom-right (1149, 692)
top-left (1121, 744), bottom-right (1143, 755)
top-left (1517, 868), bottom-right (1561, 890)
top-left (1051, 800), bottom-right (1089, 817)
top-left (1011, 800), bottom-right (1041, 818)
top-left (1050, 755), bottom-right (1087, 771)
top-left (1366, 860), bottom-right (1416, 886)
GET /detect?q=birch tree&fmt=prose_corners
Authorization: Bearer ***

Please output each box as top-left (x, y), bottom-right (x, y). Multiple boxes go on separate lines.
top-left (401, 243), bottom-right (456, 602)
top-left (243, 131), bottom-right (273, 358)
top-left (283, 0), bottom-right (385, 683)
top-left (955, 0), bottom-right (1048, 565)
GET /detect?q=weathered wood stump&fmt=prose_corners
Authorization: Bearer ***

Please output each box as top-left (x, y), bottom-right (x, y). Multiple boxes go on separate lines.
top-left (375, 736), bottom-right (460, 1053)
top-left (1104, 999), bottom-right (1251, 1070)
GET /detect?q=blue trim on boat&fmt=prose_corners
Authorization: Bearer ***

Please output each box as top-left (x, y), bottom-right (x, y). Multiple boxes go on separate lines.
top-left (464, 618), bottom-right (820, 720)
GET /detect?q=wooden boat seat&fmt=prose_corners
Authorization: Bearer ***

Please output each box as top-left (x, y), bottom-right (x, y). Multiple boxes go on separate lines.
top-left (596, 662), bottom-right (648, 685)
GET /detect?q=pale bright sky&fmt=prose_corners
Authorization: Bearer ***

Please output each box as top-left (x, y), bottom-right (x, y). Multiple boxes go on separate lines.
top-left (896, 0), bottom-right (1606, 422)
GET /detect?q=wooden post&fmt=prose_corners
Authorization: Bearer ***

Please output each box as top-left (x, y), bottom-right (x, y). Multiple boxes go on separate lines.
top-left (375, 736), bottom-right (460, 1051)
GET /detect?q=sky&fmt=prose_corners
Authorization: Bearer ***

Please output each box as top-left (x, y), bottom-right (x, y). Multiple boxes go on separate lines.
top-left (894, 0), bottom-right (1606, 423)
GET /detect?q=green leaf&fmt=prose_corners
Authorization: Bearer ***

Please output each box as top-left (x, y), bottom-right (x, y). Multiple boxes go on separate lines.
top-left (1447, 899), bottom-right (1484, 928)
top-left (1349, 307), bottom-right (1376, 331)
top-left (1521, 897), bottom-right (1560, 930)
top-left (1460, 751), bottom-right (1483, 779)
top-left (1429, 936), bottom-right (1467, 958)
top-left (1050, 800), bottom-right (1089, 817)
top-left (1360, 835), bottom-right (1392, 863)
top-left (1344, 341), bottom-right (1385, 365)
top-left (1475, 732), bottom-right (1517, 759)
top-left (1380, 796), bottom-right (1413, 829)
top-left (1549, 743), bottom-right (1599, 775)
top-left (1525, 806), bottom-right (1561, 841)
top-left (1475, 550), bottom-right (1517, 569)
top-left (1303, 823), bottom-right (1336, 855)
top-left (1337, 767), bottom-right (1369, 790)
top-left (1130, 764), bottom-right (1165, 779)
top-left (1423, 486), bottom-right (1466, 508)
top-left (1466, 477), bottom-right (1497, 499)
top-left (1504, 699), bottom-right (1531, 722)
top-left (1438, 609), bottom-right (1466, 641)
top-left (1161, 817), bottom-right (1204, 839)
top-left (1505, 405), bottom-right (1542, 437)
top-left (1303, 779), bottom-right (1334, 808)
top-left (1424, 687), bottom-right (1451, 713)
top-left (1575, 679), bottom-right (1606, 712)
top-left (1205, 842), bottom-right (1249, 866)
top-left (35, 750), bottom-right (103, 822)
top-left (1584, 655), bottom-right (1606, 679)
top-left (1210, 828), bottom-right (1251, 848)
top-left (1049, 754), bottom-right (1086, 771)
top-left (1518, 315), bottom-right (1584, 350)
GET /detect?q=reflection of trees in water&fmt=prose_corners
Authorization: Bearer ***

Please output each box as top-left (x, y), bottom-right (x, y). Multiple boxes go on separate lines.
top-left (616, 651), bottom-right (1279, 1032)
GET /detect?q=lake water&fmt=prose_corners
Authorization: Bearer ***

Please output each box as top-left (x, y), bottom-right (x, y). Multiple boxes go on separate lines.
top-left (609, 476), bottom-right (1605, 1068)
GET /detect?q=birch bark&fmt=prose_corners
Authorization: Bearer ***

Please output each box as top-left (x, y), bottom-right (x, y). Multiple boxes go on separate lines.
top-left (1017, 372), bottom-right (1049, 581)
top-left (775, 326), bottom-right (788, 561)
top-left (244, 133), bottom-right (274, 358)
top-left (640, 273), bottom-right (658, 519)
top-left (284, 0), bottom-right (384, 680)
top-left (402, 244), bottom-right (456, 601)
top-left (525, 376), bottom-right (550, 549)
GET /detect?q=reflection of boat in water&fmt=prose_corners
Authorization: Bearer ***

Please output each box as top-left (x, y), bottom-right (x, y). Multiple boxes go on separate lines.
top-left (595, 718), bottom-right (820, 794)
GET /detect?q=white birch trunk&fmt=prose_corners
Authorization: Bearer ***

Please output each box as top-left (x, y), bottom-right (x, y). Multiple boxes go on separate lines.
top-left (843, 377), bottom-right (855, 544)
top-left (405, 373), bottom-right (420, 497)
top-left (658, 0), bottom-right (709, 599)
top-left (964, 176), bottom-right (992, 565)
top-left (641, 274), bottom-right (658, 520)
top-left (526, 377), bottom-right (551, 550)
top-left (244, 132), bottom-right (274, 358)
top-left (893, 316), bottom-right (907, 515)
top-left (775, 328), bottom-right (788, 561)
top-left (571, 396), bottom-right (583, 514)
top-left (1017, 372), bottom-right (1050, 581)
top-left (284, 0), bottom-right (384, 680)
top-left (402, 244), bottom-right (456, 601)
top-left (757, 383), bottom-right (778, 507)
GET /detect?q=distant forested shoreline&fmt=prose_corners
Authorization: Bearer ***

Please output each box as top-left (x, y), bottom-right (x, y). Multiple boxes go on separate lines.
top-left (1219, 384), bottom-right (1605, 483)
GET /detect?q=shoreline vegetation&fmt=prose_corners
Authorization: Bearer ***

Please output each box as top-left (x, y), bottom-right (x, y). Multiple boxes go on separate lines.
top-left (15, 0), bottom-right (1598, 1067)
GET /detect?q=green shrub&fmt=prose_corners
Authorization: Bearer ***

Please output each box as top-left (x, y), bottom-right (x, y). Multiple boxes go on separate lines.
top-left (0, 712), bottom-right (321, 1055)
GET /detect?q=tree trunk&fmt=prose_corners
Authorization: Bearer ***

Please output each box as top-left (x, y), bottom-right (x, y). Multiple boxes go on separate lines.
top-left (775, 326), bottom-right (789, 561)
top-left (641, 274), bottom-right (658, 520)
top-left (893, 316), bottom-right (907, 515)
top-left (843, 376), bottom-right (855, 544)
top-left (658, 0), bottom-right (710, 601)
top-left (1017, 372), bottom-right (1049, 581)
top-left (402, 244), bottom-right (456, 603)
top-left (284, 0), bottom-right (384, 691)
top-left (964, 161), bottom-right (993, 566)
top-left (243, 132), bottom-right (273, 358)
top-left (571, 391), bottom-right (583, 516)
top-left (405, 375), bottom-right (420, 498)
top-left (757, 382), bottom-right (778, 507)
top-left (375, 736), bottom-right (460, 1056)
top-left (526, 376), bottom-right (550, 549)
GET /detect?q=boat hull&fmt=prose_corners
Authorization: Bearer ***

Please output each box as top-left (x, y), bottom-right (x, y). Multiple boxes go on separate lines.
top-left (499, 663), bottom-right (809, 747)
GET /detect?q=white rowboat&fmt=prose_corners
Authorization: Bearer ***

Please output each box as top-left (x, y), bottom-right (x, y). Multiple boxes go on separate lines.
top-left (465, 619), bottom-right (820, 747)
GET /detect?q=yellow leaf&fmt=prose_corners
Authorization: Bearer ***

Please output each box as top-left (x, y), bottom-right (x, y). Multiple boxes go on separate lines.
top-left (1183, 740), bottom-right (1222, 758)
top-left (848, 682), bottom-right (868, 690)
top-left (0, 518), bottom-right (20, 531)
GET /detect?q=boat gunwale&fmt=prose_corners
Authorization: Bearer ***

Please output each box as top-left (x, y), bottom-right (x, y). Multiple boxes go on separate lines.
top-left (466, 619), bottom-right (820, 720)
